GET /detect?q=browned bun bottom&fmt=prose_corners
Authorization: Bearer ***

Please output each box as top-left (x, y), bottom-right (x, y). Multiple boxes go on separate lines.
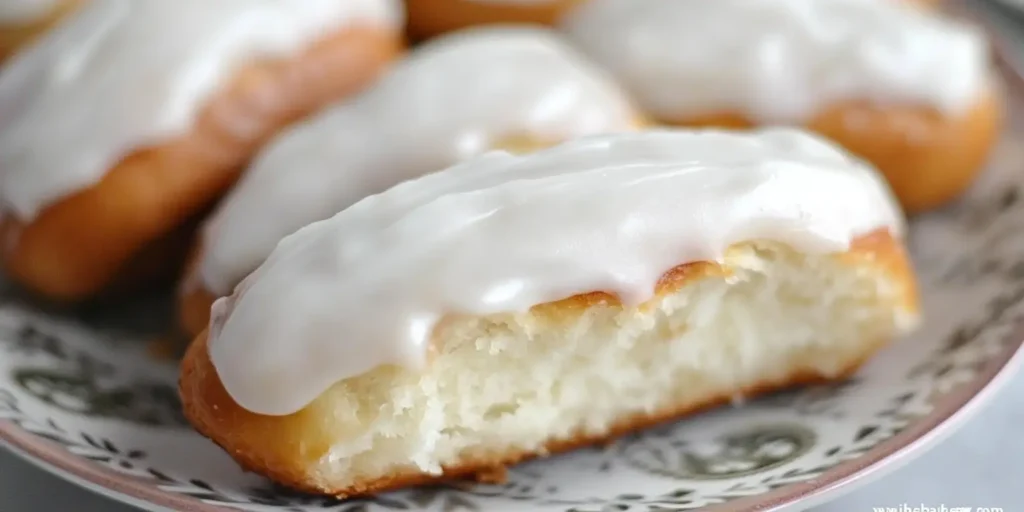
top-left (179, 247), bottom-right (219, 338)
top-left (99, 211), bottom-right (205, 300)
top-left (404, 0), bottom-right (588, 41)
top-left (180, 229), bottom-right (918, 497)
top-left (0, 25), bottom-right (404, 302)
top-left (182, 328), bottom-right (877, 496)
top-left (0, 0), bottom-right (82, 62)
top-left (663, 89), bottom-right (1002, 215)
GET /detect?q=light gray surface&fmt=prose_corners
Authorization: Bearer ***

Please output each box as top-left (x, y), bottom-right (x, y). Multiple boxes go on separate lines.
top-left (1, 366), bottom-right (1023, 512)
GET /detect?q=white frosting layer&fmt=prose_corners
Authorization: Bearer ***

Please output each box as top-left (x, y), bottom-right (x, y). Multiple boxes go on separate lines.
top-left (196, 27), bottom-right (638, 296)
top-left (561, 0), bottom-right (990, 122)
top-left (0, 0), bottom-right (404, 221)
top-left (208, 128), bottom-right (905, 416)
top-left (0, 0), bottom-right (63, 24)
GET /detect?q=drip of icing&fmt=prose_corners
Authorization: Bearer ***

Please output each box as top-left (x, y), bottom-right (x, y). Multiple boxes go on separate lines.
top-left (561, 0), bottom-right (989, 122)
top-left (208, 128), bottom-right (905, 416)
top-left (195, 26), bottom-right (639, 296)
top-left (0, 0), bottom-right (62, 23)
top-left (0, 0), bottom-right (404, 221)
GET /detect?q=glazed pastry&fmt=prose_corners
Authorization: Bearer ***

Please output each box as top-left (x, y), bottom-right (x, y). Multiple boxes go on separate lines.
top-left (178, 26), bottom-right (642, 337)
top-left (179, 128), bottom-right (920, 497)
top-left (0, 0), bottom-right (405, 302)
top-left (404, 0), bottom-right (585, 40)
top-left (562, 0), bottom-right (1001, 214)
top-left (0, 0), bottom-right (82, 62)
top-left (401, 0), bottom-right (934, 42)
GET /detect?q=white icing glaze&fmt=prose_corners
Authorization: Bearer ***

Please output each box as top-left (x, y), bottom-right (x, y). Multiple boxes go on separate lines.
top-left (0, 0), bottom-right (63, 24)
top-left (0, 0), bottom-right (404, 221)
top-left (195, 26), bottom-right (639, 296)
top-left (208, 128), bottom-right (905, 416)
top-left (561, 0), bottom-right (990, 122)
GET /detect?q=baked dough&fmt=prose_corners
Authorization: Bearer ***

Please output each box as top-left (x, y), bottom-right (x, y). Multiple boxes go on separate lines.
top-left (0, 0), bottom-right (81, 62)
top-left (0, 0), bottom-right (405, 301)
top-left (177, 27), bottom-right (642, 337)
top-left (404, 0), bottom-right (585, 40)
top-left (179, 128), bottom-right (919, 497)
top-left (676, 94), bottom-right (1002, 214)
top-left (562, 0), bottom-right (1000, 213)
top-left (402, 0), bottom-right (935, 41)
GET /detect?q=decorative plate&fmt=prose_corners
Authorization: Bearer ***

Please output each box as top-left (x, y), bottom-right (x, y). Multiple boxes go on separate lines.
top-left (5, 36), bottom-right (1024, 512)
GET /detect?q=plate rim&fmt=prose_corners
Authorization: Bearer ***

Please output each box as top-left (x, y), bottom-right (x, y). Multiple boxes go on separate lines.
top-left (706, 336), bottom-right (1024, 512)
top-left (2, 335), bottom-right (1022, 512)
top-left (0, 437), bottom-right (178, 512)
top-left (4, 3), bottom-right (1024, 511)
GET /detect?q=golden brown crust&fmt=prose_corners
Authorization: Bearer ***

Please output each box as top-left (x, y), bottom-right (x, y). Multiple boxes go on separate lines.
top-left (0, 25), bottom-right (404, 302)
top-left (403, 0), bottom-right (937, 42)
top-left (528, 228), bottom-right (917, 316)
top-left (664, 89), bottom-right (1003, 215)
top-left (98, 210), bottom-right (205, 299)
top-left (179, 228), bottom-right (917, 497)
top-left (178, 241), bottom-right (218, 338)
top-left (181, 326), bottom-right (880, 497)
top-left (403, 0), bottom-right (588, 41)
top-left (180, 286), bottom-right (219, 340)
top-left (0, 0), bottom-right (82, 62)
